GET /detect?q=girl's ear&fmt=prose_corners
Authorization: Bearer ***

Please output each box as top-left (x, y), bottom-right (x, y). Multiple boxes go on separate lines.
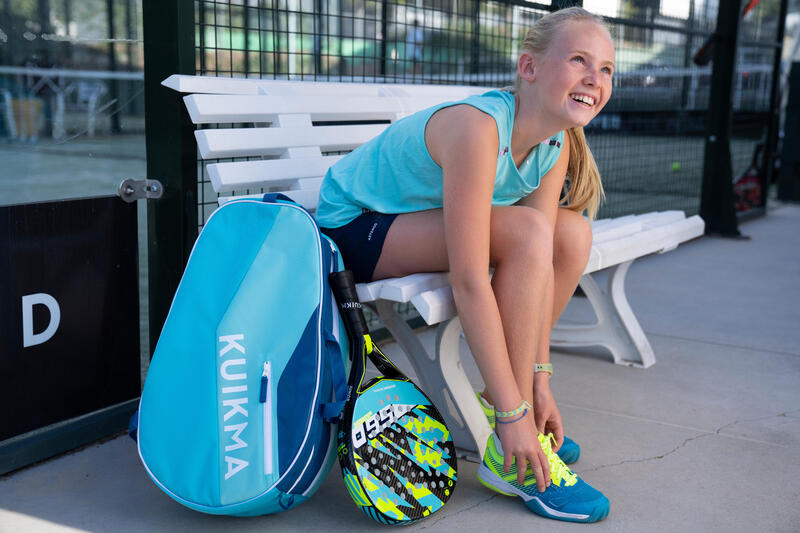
top-left (517, 51), bottom-right (536, 83)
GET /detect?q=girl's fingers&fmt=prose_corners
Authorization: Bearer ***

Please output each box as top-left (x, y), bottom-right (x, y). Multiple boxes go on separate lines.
top-left (516, 455), bottom-right (528, 485)
top-left (530, 455), bottom-right (546, 492)
top-left (503, 452), bottom-right (512, 474)
top-left (553, 425), bottom-right (564, 450)
top-left (538, 446), bottom-right (551, 487)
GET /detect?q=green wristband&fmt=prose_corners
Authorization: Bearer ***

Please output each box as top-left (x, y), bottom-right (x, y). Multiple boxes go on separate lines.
top-left (535, 363), bottom-right (553, 376)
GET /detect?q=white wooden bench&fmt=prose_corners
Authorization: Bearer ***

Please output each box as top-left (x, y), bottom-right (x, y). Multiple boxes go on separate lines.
top-left (162, 74), bottom-right (705, 459)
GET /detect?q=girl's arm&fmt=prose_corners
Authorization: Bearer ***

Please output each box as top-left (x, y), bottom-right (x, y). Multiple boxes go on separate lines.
top-left (426, 106), bottom-right (550, 490)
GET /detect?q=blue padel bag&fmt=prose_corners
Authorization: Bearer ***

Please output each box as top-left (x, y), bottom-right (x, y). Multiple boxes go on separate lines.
top-left (137, 194), bottom-right (349, 516)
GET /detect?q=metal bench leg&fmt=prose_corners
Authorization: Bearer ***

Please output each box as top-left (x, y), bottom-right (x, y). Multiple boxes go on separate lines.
top-left (374, 300), bottom-right (491, 461)
top-left (550, 260), bottom-right (656, 368)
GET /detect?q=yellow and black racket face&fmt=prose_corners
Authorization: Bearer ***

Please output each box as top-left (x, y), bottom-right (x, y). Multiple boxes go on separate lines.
top-left (339, 377), bottom-right (458, 525)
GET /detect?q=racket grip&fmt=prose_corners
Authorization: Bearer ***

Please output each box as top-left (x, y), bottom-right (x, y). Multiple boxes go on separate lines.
top-left (329, 270), bottom-right (370, 340)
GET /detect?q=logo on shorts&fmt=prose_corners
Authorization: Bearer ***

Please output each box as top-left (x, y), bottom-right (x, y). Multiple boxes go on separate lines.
top-left (367, 222), bottom-right (378, 241)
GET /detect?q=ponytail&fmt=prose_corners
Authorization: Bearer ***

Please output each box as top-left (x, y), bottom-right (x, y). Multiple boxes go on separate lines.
top-left (564, 126), bottom-right (604, 220)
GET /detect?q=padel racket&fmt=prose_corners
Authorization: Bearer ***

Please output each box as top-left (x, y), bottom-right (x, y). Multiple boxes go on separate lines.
top-left (329, 270), bottom-right (457, 524)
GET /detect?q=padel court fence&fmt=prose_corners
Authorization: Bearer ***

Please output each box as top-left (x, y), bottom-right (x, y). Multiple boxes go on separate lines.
top-left (184, 0), bottom-right (787, 228)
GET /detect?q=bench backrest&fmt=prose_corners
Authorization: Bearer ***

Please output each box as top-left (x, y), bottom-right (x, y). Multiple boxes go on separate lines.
top-left (163, 75), bottom-right (486, 212)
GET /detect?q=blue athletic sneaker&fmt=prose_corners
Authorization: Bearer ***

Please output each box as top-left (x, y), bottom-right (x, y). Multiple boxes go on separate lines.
top-left (477, 433), bottom-right (609, 523)
top-left (558, 436), bottom-right (581, 464)
top-left (477, 392), bottom-right (581, 464)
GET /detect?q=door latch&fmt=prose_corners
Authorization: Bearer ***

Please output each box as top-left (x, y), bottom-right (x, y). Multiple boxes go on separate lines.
top-left (118, 178), bottom-right (164, 202)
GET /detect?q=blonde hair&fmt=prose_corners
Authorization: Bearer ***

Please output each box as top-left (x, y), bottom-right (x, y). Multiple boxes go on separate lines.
top-left (514, 7), bottom-right (608, 219)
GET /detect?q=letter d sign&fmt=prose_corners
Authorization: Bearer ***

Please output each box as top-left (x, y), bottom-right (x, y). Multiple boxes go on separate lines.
top-left (22, 293), bottom-right (61, 348)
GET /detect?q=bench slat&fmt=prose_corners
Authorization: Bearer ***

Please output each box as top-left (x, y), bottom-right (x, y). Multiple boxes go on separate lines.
top-left (195, 124), bottom-right (388, 159)
top-left (592, 221), bottom-right (643, 244)
top-left (163, 74), bottom-right (264, 95)
top-left (166, 75), bottom-right (407, 96)
top-left (185, 94), bottom-right (467, 124)
top-left (164, 74), bottom-right (485, 99)
top-left (587, 215), bottom-right (704, 272)
top-left (411, 286), bottom-right (457, 326)
top-left (591, 211), bottom-right (687, 244)
top-left (591, 214), bottom-right (638, 231)
top-left (358, 272), bottom-right (451, 303)
top-left (638, 210), bottom-right (688, 228)
top-left (208, 156), bottom-right (344, 192)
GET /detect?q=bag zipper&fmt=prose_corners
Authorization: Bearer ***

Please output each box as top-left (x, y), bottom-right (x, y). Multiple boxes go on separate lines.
top-left (260, 361), bottom-right (273, 475)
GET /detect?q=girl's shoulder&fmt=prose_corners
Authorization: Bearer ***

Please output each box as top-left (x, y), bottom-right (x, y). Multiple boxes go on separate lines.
top-left (462, 89), bottom-right (515, 120)
top-left (427, 102), bottom-right (498, 145)
top-left (425, 103), bottom-right (499, 168)
top-left (431, 90), bottom-right (513, 136)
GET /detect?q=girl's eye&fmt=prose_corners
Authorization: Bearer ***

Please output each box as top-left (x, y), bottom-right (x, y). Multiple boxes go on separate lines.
top-left (602, 67), bottom-right (613, 75)
top-left (571, 56), bottom-right (585, 64)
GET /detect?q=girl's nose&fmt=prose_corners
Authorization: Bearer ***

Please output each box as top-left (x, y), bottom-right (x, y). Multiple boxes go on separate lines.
top-left (584, 69), bottom-right (599, 87)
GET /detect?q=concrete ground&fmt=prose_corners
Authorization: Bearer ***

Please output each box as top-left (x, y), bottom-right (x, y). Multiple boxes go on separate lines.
top-left (1, 204), bottom-right (798, 533)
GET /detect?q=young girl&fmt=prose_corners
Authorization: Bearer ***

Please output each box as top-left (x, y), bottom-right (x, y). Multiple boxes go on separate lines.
top-left (317, 7), bottom-right (614, 523)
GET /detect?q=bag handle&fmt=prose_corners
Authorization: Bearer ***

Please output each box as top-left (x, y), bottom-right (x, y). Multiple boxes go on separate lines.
top-left (321, 327), bottom-right (348, 422)
top-left (320, 242), bottom-right (349, 423)
top-left (262, 193), bottom-right (313, 218)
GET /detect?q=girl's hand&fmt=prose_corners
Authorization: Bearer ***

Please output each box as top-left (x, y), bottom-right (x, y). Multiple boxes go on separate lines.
top-left (533, 379), bottom-right (564, 450)
top-left (495, 412), bottom-right (551, 492)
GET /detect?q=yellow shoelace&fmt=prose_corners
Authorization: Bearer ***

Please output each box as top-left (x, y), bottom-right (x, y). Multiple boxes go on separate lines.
top-left (536, 433), bottom-right (577, 487)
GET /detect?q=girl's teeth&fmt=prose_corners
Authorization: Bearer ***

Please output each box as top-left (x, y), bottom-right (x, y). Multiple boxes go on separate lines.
top-left (571, 94), bottom-right (594, 106)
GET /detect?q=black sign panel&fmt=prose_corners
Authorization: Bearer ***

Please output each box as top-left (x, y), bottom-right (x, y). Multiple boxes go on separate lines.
top-left (0, 197), bottom-right (140, 441)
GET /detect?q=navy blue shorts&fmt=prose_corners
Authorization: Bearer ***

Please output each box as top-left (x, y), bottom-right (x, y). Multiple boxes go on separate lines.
top-left (321, 211), bottom-right (398, 283)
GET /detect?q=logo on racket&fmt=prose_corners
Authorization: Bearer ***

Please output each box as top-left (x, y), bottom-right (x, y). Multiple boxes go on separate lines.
top-left (352, 403), bottom-right (416, 449)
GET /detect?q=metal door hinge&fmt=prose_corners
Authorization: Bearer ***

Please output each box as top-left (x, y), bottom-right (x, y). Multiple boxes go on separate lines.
top-left (118, 178), bottom-right (164, 202)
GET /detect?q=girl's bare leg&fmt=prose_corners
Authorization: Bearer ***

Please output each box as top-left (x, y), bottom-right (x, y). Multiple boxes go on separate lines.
top-left (551, 208), bottom-right (593, 327)
top-left (481, 207), bottom-right (592, 406)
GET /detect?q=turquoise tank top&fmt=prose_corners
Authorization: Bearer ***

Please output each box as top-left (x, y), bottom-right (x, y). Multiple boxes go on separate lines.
top-left (315, 90), bottom-right (565, 229)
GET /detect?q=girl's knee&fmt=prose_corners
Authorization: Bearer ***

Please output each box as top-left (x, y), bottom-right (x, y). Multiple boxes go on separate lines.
top-left (554, 208), bottom-right (592, 268)
top-left (493, 207), bottom-right (553, 267)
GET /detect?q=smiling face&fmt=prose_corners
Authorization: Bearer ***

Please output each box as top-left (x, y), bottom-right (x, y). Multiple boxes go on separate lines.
top-left (520, 19), bottom-right (615, 129)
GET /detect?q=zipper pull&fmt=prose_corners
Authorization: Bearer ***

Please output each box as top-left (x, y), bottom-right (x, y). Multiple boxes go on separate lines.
top-left (328, 240), bottom-right (338, 271)
top-left (260, 361), bottom-right (270, 403)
